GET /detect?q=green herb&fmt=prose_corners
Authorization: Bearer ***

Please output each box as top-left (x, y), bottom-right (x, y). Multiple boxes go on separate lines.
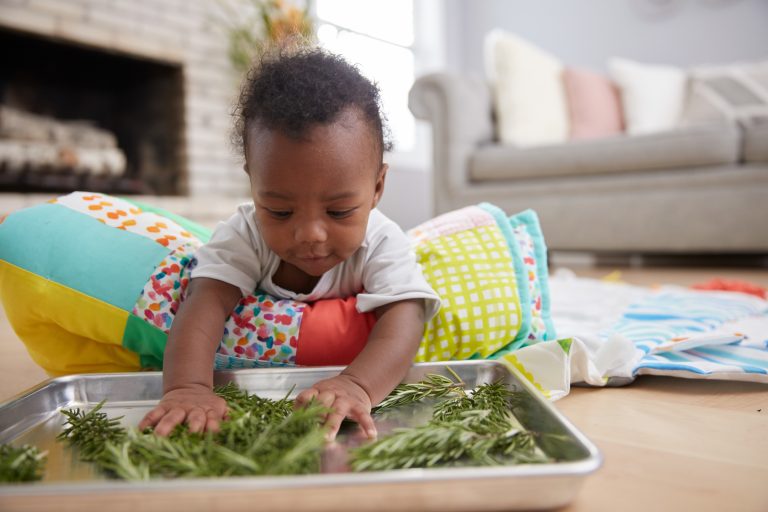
top-left (432, 380), bottom-right (524, 423)
top-left (351, 380), bottom-right (551, 471)
top-left (0, 444), bottom-right (47, 482)
top-left (372, 368), bottom-right (466, 413)
top-left (57, 400), bottom-right (126, 462)
top-left (58, 384), bottom-right (327, 480)
top-left (55, 375), bottom-right (552, 479)
top-left (99, 437), bottom-right (150, 481)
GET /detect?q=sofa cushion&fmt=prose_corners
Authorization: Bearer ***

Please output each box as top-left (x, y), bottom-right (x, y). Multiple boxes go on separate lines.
top-left (469, 123), bottom-right (740, 182)
top-left (484, 30), bottom-right (569, 147)
top-left (609, 58), bottom-right (688, 135)
top-left (563, 67), bottom-right (625, 140)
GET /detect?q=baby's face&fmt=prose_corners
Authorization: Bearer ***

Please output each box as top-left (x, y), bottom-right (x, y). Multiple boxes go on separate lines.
top-left (245, 108), bottom-right (386, 278)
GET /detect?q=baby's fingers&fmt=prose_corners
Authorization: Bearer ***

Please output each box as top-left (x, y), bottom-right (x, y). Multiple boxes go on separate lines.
top-left (348, 405), bottom-right (377, 439)
top-left (205, 409), bottom-right (223, 433)
top-left (323, 410), bottom-right (347, 442)
top-left (138, 405), bottom-right (168, 430)
top-left (316, 390), bottom-right (337, 409)
top-left (153, 408), bottom-right (187, 436)
top-left (323, 402), bottom-right (376, 442)
top-left (294, 387), bottom-right (319, 408)
top-left (186, 407), bottom-right (208, 434)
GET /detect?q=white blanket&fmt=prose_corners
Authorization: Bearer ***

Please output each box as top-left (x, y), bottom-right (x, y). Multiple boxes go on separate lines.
top-left (497, 269), bottom-right (768, 400)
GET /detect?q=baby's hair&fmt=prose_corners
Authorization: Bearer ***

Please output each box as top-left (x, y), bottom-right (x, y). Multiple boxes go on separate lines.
top-left (233, 45), bottom-right (393, 164)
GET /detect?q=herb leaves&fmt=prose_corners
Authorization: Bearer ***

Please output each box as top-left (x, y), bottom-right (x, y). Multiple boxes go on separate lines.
top-left (3, 372), bottom-right (552, 483)
top-left (350, 380), bottom-right (550, 471)
top-left (0, 444), bottom-right (47, 482)
top-left (56, 383), bottom-right (327, 480)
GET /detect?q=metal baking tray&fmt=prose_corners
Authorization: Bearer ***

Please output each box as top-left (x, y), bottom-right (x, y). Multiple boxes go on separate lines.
top-left (0, 361), bottom-right (600, 511)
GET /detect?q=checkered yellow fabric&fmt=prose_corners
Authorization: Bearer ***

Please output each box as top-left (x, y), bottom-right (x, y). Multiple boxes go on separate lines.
top-left (414, 224), bottom-right (522, 361)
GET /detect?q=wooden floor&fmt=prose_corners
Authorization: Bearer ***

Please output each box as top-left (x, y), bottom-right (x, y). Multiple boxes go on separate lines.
top-left (1, 266), bottom-right (767, 511)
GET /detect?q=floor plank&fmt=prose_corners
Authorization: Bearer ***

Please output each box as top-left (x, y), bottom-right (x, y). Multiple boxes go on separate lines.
top-left (567, 437), bottom-right (768, 512)
top-left (0, 304), bottom-right (47, 401)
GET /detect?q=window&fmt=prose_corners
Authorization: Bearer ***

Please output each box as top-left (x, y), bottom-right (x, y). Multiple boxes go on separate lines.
top-left (315, 0), bottom-right (443, 164)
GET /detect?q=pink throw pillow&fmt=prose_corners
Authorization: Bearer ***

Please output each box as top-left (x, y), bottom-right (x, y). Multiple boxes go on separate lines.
top-left (563, 67), bottom-right (625, 140)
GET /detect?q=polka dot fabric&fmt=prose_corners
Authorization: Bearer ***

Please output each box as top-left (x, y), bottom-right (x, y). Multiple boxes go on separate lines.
top-left (215, 293), bottom-right (303, 368)
top-left (513, 224), bottom-right (548, 341)
top-left (506, 209), bottom-right (556, 344)
top-left (132, 248), bottom-right (303, 369)
top-left (132, 242), bottom-right (197, 333)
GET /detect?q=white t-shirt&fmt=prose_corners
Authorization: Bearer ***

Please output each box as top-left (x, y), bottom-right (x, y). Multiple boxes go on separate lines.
top-left (191, 204), bottom-right (441, 320)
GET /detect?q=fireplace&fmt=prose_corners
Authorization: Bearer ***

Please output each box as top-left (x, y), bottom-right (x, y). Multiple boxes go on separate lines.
top-left (0, 27), bottom-right (186, 195)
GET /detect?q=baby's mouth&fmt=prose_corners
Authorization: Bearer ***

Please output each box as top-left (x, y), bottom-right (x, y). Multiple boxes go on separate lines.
top-left (298, 254), bottom-right (330, 261)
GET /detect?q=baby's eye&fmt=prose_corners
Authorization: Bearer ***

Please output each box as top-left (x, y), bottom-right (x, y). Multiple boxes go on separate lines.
top-left (266, 209), bottom-right (292, 219)
top-left (327, 208), bottom-right (355, 219)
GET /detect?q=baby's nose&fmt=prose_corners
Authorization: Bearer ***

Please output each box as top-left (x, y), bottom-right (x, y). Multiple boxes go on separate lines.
top-left (295, 220), bottom-right (327, 243)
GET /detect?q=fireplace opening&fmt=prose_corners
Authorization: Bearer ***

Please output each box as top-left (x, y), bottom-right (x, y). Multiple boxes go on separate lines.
top-left (0, 27), bottom-right (186, 195)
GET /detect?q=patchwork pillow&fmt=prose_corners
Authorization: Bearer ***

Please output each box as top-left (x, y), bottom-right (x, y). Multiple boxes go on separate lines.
top-left (0, 192), bottom-right (555, 375)
top-left (479, 205), bottom-right (556, 354)
top-left (562, 67), bottom-right (625, 140)
top-left (0, 192), bottom-right (371, 374)
top-left (506, 208), bottom-right (556, 344)
top-left (0, 193), bottom-right (206, 374)
top-left (407, 204), bottom-right (556, 363)
top-left (484, 30), bottom-right (569, 146)
top-left (609, 57), bottom-right (687, 135)
top-left (409, 206), bottom-right (524, 362)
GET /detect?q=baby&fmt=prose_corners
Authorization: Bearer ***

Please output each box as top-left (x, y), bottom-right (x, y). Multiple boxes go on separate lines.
top-left (139, 47), bottom-right (440, 440)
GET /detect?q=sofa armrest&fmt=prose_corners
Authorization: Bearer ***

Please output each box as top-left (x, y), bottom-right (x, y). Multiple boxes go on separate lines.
top-left (409, 73), bottom-right (494, 213)
top-left (737, 113), bottom-right (768, 163)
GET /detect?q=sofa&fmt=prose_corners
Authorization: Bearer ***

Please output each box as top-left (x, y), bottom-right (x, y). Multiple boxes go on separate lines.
top-left (408, 72), bottom-right (768, 255)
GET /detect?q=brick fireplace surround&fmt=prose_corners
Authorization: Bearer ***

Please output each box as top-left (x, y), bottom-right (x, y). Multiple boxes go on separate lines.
top-left (0, 0), bottom-right (249, 200)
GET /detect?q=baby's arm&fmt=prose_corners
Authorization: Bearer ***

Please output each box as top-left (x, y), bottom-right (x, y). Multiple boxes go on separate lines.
top-left (295, 298), bottom-right (425, 440)
top-left (138, 277), bottom-right (242, 435)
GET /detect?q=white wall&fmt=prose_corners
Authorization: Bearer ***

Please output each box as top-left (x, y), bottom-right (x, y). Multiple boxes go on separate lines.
top-left (376, 166), bottom-right (432, 230)
top-left (447, 0), bottom-right (768, 74)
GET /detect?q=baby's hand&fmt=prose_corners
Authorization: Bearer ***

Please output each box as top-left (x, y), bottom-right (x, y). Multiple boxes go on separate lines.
top-left (295, 374), bottom-right (377, 441)
top-left (138, 385), bottom-right (228, 436)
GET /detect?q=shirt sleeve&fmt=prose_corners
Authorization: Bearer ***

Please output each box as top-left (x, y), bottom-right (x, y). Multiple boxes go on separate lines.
top-left (190, 204), bottom-right (262, 296)
top-left (357, 217), bottom-right (441, 321)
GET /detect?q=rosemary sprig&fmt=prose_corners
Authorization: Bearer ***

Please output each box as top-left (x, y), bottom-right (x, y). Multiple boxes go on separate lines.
top-left (214, 382), bottom-right (294, 417)
top-left (351, 380), bottom-right (551, 471)
top-left (372, 368), bottom-right (466, 413)
top-left (57, 400), bottom-right (126, 462)
top-left (214, 382), bottom-right (296, 449)
top-left (433, 381), bottom-right (523, 424)
top-left (57, 384), bottom-right (327, 480)
top-left (100, 439), bottom-right (150, 481)
top-left (55, 375), bottom-right (552, 479)
top-left (350, 409), bottom-right (541, 471)
top-left (0, 444), bottom-right (47, 482)
top-left (239, 402), bottom-right (327, 476)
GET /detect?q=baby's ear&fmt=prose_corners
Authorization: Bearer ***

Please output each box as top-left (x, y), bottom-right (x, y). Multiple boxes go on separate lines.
top-left (372, 163), bottom-right (388, 207)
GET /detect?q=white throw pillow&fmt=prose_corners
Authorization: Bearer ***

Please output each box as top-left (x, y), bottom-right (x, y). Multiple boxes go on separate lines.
top-left (484, 30), bottom-right (569, 147)
top-left (609, 57), bottom-right (687, 135)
